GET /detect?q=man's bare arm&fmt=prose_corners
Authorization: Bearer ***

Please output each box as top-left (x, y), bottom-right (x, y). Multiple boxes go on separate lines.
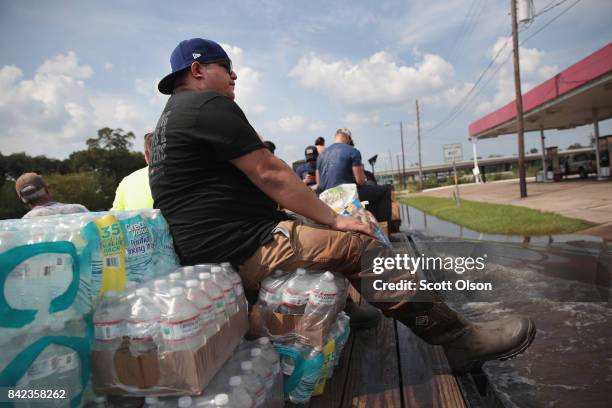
top-left (352, 165), bottom-right (366, 185)
top-left (231, 149), bottom-right (373, 235)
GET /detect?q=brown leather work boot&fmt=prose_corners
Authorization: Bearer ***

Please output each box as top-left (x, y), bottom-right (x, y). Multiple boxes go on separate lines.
top-left (398, 301), bottom-right (536, 374)
top-left (344, 298), bottom-right (381, 330)
top-left (443, 316), bottom-right (536, 374)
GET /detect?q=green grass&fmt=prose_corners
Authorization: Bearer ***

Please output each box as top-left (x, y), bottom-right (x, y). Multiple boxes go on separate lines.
top-left (401, 196), bottom-right (595, 235)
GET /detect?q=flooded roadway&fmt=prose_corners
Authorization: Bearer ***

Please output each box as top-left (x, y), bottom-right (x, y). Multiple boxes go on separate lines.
top-left (401, 203), bottom-right (612, 408)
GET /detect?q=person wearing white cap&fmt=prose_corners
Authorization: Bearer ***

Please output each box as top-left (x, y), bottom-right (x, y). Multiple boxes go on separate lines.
top-left (15, 172), bottom-right (88, 218)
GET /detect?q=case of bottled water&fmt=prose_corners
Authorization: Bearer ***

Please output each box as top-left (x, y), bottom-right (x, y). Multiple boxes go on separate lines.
top-left (90, 264), bottom-right (249, 397)
top-left (252, 268), bottom-right (348, 348)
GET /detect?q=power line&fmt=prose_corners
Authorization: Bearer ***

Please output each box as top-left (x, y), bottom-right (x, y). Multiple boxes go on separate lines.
top-left (423, 0), bottom-right (582, 137)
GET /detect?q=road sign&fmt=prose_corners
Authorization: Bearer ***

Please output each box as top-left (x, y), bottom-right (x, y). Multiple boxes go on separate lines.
top-left (443, 143), bottom-right (463, 164)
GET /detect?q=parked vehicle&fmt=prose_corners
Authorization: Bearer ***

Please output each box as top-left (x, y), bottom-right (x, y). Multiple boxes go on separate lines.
top-left (561, 153), bottom-right (596, 178)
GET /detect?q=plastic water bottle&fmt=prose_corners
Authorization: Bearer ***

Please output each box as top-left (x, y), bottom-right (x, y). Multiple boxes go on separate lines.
top-left (211, 266), bottom-right (237, 315)
top-left (334, 313), bottom-right (351, 368)
top-left (257, 270), bottom-right (286, 311)
top-left (240, 361), bottom-right (265, 407)
top-left (93, 290), bottom-right (126, 351)
top-left (177, 396), bottom-right (193, 407)
top-left (304, 272), bottom-right (339, 316)
top-left (54, 325), bottom-right (81, 407)
top-left (288, 346), bottom-right (324, 404)
top-left (185, 279), bottom-right (218, 339)
top-left (199, 272), bottom-right (228, 326)
top-left (279, 269), bottom-right (310, 314)
top-left (213, 393), bottom-right (231, 407)
top-left (91, 395), bottom-right (109, 407)
top-left (256, 337), bottom-right (280, 375)
top-left (152, 279), bottom-right (171, 309)
top-left (143, 396), bottom-right (162, 407)
top-left (168, 272), bottom-right (184, 287)
top-left (220, 262), bottom-right (244, 301)
top-left (127, 288), bottom-right (160, 355)
top-left (228, 376), bottom-right (255, 408)
top-left (182, 265), bottom-right (197, 281)
top-left (249, 348), bottom-right (274, 391)
top-left (160, 287), bottom-right (202, 351)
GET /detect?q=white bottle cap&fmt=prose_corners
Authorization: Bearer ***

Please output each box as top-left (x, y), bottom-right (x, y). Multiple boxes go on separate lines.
top-left (185, 279), bottom-right (198, 288)
top-left (274, 270), bottom-right (284, 276)
top-left (169, 272), bottom-right (182, 280)
top-left (257, 337), bottom-right (270, 346)
top-left (170, 287), bottom-right (184, 296)
top-left (199, 272), bottom-right (212, 280)
top-left (183, 265), bottom-right (195, 273)
top-left (144, 396), bottom-right (158, 404)
top-left (211, 266), bottom-right (222, 273)
top-left (154, 279), bottom-right (167, 288)
top-left (296, 268), bottom-right (306, 275)
top-left (177, 396), bottom-right (192, 407)
top-left (93, 395), bottom-right (107, 403)
top-left (105, 290), bottom-right (118, 297)
top-left (323, 271), bottom-right (335, 281)
top-left (135, 288), bottom-right (150, 297)
top-left (250, 348), bottom-right (262, 357)
top-left (214, 394), bottom-right (229, 405)
top-left (229, 376), bottom-right (242, 386)
top-left (241, 361), bottom-right (253, 371)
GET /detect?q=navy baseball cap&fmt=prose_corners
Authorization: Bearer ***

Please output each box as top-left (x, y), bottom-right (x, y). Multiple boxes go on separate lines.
top-left (158, 38), bottom-right (231, 95)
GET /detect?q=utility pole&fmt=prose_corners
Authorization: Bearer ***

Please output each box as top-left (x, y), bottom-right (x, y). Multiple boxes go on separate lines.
top-left (416, 100), bottom-right (423, 189)
top-left (399, 121), bottom-right (406, 189)
top-left (511, 0), bottom-right (527, 197)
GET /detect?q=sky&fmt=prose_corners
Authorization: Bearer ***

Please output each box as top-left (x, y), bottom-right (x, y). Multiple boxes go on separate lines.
top-left (1, 0), bottom-right (611, 171)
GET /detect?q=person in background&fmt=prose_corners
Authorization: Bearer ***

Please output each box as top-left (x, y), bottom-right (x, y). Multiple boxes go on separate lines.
top-left (316, 128), bottom-right (392, 224)
top-left (263, 140), bottom-right (276, 154)
top-left (314, 136), bottom-right (325, 155)
top-left (15, 172), bottom-right (88, 218)
top-left (111, 132), bottom-right (154, 211)
top-left (295, 145), bottom-right (318, 189)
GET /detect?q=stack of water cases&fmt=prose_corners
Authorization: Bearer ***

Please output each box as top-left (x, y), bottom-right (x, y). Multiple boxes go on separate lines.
top-left (90, 263), bottom-right (249, 396)
top-left (0, 209), bottom-right (181, 407)
top-left (254, 269), bottom-right (351, 403)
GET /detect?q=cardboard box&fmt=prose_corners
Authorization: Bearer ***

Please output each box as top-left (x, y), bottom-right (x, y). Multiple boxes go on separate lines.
top-left (92, 303), bottom-right (249, 396)
top-left (250, 305), bottom-right (333, 348)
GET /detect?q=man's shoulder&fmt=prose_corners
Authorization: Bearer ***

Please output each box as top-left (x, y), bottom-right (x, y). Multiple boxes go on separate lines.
top-left (120, 166), bottom-right (149, 185)
top-left (171, 90), bottom-right (235, 109)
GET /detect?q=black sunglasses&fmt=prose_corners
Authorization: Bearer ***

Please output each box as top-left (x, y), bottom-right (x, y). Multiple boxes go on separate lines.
top-left (202, 59), bottom-right (233, 75)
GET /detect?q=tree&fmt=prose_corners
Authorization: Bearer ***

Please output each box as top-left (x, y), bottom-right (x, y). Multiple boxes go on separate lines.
top-left (529, 148), bottom-right (538, 154)
top-left (86, 127), bottom-right (135, 151)
top-left (0, 181), bottom-right (26, 219)
top-left (568, 142), bottom-right (584, 149)
top-left (46, 173), bottom-right (110, 211)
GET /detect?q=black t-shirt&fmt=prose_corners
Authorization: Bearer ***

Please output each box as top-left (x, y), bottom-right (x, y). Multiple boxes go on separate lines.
top-left (149, 90), bottom-right (289, 265)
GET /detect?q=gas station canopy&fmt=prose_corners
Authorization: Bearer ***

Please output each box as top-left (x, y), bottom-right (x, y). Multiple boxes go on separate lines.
top-left (469, 42), bottom-right (612, 139)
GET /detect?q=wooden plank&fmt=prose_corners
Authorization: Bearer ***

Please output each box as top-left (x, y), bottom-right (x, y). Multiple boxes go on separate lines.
top-left (342, 314), bottom-right (403, 408)
top-left (396, 321), bottom-right (465, 408)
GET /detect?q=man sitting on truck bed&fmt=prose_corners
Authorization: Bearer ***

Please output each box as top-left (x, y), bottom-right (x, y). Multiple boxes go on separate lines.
top-left (149, 38), bottom-right (536, 373)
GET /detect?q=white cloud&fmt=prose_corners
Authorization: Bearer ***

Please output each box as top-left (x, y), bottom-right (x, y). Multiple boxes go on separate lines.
top-left (344, 111), bottom-right (381, 126)
top-left (475, 37), bottom-right (559, 113)
top-left (221, 43), bottom-right (265, 115)
top-left (103, 62), bottom-right (114, 71)
top-left (308, 121), bottom-right (326, 132)
top-left (0, 52), bottom-right (97, 156)
top-left (266, 115), bottom-right (306, 133)
top-left (0, 52), bottom-right (159, 157)
top-left (289, 51), bottom-right (454, 108)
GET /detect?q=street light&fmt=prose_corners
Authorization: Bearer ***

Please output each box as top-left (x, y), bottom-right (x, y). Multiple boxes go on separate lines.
top-left (384, 121), bottom-right (406, 189)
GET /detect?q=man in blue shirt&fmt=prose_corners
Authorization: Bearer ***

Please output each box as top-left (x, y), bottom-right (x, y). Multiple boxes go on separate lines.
top-left (295, 145), bottom-right (318, 188)
top-left (317, 128), bottom-right (392, 224)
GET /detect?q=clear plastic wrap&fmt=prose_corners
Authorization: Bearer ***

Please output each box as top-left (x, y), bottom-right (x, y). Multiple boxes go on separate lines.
top-left (90, 265), bottom-right (249, 396)
top-left (251, 269), bottom-right (348, 348)
top-left (319, 183), bottom-right (392, 247)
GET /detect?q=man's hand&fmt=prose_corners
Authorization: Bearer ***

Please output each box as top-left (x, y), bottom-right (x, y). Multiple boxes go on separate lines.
top-left (330, 214), bottom-right (375, 237)
top-left (303, 174), bottom-right (316, 184)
